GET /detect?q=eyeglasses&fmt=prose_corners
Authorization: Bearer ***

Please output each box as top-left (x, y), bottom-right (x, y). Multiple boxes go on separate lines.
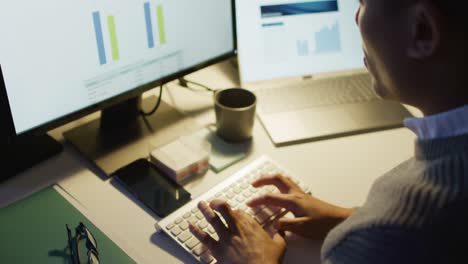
top-left (66, 222), bottom-right (100, 264)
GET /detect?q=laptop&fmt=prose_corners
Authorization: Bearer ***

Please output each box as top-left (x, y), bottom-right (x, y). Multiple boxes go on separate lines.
top-left (235, 0), bottom-right (413, 146)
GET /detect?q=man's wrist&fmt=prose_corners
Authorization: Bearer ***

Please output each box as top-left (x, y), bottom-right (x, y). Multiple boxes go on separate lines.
top-left (334, 207), bottom-right (356, 220)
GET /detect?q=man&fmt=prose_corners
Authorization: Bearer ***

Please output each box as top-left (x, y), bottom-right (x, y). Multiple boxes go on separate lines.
top-left (189, 0), bottom-right (468, 263)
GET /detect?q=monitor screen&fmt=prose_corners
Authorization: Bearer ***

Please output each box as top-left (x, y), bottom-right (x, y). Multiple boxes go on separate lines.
top-left (0, 0), bottom-right (234, 135)
top-left (236, 0), bottom-right (363, 83)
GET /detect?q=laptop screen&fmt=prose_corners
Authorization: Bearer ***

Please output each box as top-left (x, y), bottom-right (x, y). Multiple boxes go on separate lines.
top-left (236, 0), bottom-right (364, 83)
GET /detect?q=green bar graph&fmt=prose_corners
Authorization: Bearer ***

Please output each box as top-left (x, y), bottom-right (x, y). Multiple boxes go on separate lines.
top-left (157, 5), bottom-right (166, 45)
top-left (107, 15), bottom-right (120, 61)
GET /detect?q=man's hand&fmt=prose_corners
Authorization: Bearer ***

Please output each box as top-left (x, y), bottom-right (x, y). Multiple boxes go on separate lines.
top-left (189, 200), bottom-right (286, 264)
top-left (248, 175), bottom-right (355, 240)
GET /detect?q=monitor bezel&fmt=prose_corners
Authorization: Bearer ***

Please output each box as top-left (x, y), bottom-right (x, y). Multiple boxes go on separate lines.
top-left (0, 65), bottom-right (16, 143)
top-left (1, 0), bottom-right (237, 139)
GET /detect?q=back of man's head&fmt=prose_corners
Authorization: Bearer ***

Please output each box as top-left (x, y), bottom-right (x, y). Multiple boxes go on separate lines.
top-left (372, 0), bottom-right (467, 114)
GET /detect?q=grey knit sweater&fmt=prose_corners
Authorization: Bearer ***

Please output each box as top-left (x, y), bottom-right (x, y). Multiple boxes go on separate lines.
top-left (321, 133), bottom-right (468, 263)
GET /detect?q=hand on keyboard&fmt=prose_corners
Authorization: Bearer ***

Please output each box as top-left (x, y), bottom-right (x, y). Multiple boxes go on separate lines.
top-left (189, 200), bottom-right (286, 264)
top-left (248, 174), bottom-right (355, 240)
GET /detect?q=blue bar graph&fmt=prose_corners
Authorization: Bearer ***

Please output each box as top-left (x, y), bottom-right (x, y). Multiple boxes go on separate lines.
top-left (92, 11), bottom-right (107, 65)
top-left (315, 22), bottom-right (341, 54)
top-left (261, 1), bottom-right (338, 18)
top-left (144, 2), bottom-right (155, 48)
top-left (297, 40), bottom-right (309, 56)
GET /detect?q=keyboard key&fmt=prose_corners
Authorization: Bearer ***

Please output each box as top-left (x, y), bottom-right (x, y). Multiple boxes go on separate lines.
top-left (228, 200), bottom-right (238, 208)
top-left (268, 205), bottom-right (280, 213)
top-left (165, 223), bottom-right (175, 230)
top-left (191, 207), bottom-right (200, 214)
top-left (208, 226), bottom-right (215, 234)
top-left (198, 219), bottom-right (208, 229)
top-left (235, 196), bottom-right (245, 203)
top-left (196, 212), bottom-right (204, 220)
top-left (188, 216), bottom-right (199, 225)
top-left (193, 244), bottom-right (208, 256)
top-left (201, 252), bottom-right (215, 264)
top-left (183, 212), bottom-right (192, 219)
top-left (264, 207), bottom-right (278, 219)
top-left (174, 217), bottom-right (183, 225)
top-left (233, 187), bottom-right (242, 194)
top-left (179, 221), bottom-right (189, 230)
top-left (249, 187), bottom-right (259, 193)
top-left (266, 206), bottom-right (281, 215)
top-left (255, 210), bottom-right (272, 225)
top-left (246, 209), bottom-right (255, 217)
top-left (243, 190), bottom-right (253, 198)
top-left (177, 231), bottom-right (192, 243)
top-left (170, 226), bottom-right (182, 236)
top-left (247, 207), bottom-right (259, 216)
top-left (186, 237), bottom-right (201, 250)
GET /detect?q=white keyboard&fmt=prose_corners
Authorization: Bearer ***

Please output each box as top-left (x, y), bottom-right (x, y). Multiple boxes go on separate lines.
top-left (157, 156), bottom-right (310, 264)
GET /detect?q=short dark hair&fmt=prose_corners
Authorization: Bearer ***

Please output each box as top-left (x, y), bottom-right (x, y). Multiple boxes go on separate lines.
top-left (432, 0), bottom-right (458, 18)
top-left (430, 0), bottom-right (465, 30)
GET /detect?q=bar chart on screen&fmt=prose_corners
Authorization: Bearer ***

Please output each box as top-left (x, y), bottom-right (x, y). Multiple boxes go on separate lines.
top-left (0, 0), bottom-right (234, 133)
top-left (92, 11), bottom-right (120, 65)
top-left (143, 2), bottom-right (167, 49)
top-left (236, 0), bottom-right (363, 81)
top-left (315, 21), bottom-right (341, 54)
top-left (294, 20), bottom-right (342, 57)
top-left (84, 1), bottom-right (182, 103)
top-left (260, 0), bottom-right (343, 62)
top-left (91, 1), bottom-right (168, 67)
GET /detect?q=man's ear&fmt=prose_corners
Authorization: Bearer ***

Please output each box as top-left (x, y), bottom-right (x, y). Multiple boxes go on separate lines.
top-left (407, 2), bottom-right (442, 59)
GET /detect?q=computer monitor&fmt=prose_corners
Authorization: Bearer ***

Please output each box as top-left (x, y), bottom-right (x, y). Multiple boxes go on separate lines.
top-left (0, 0), bottom-right (236, 178)
top-left (235, 0), bottom-right (362, 83)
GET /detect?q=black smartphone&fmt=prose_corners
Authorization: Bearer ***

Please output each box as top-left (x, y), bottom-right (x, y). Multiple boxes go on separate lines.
top-left (113, 159), bottom-right (191, 218)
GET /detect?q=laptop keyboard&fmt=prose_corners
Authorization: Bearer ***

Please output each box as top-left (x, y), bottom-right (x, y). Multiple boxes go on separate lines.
top-left (157, 156), bottom-right (310, 264)
top-left (255, 73), bottom-right (378, 114)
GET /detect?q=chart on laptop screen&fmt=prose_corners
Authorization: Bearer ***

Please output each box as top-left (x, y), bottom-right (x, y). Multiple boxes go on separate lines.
top-left (236, 0), bottom-right (364, 82)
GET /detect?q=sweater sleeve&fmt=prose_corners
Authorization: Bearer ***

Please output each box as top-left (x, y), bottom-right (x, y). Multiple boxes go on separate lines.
top-left (322, 226), bottom-right (434, 264)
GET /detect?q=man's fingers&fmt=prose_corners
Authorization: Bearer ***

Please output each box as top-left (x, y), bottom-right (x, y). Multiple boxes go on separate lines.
top-left (275, 217), bottom-right (309, 234)
top-left (247, 193), bottom-right (302, 216)
top-left (210, 200), bottom-right (239, 234)
top-left (272, 231), bottom-right (286, 247)
top-left (198, 201), bottom-right (228, 238)
top-left (189, 224), bottom-right (217, 250)
top-left (251, 174), bottom-right (296, 193)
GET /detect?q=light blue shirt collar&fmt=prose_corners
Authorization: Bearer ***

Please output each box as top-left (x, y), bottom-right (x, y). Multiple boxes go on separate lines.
top-left (404, 105), bottom-right (468, 140)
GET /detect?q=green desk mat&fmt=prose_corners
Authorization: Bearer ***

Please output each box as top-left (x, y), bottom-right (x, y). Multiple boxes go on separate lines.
top-left (0, 186), bottom-right (135, 264)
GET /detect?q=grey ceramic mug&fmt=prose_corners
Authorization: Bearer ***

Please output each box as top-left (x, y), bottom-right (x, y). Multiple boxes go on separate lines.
top-left (214, 88), bottom-right (256, 142)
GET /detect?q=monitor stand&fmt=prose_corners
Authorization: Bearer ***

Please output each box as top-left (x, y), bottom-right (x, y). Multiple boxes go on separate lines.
top-left (63, 95), bottom-right (200, 178)
top-left (1, 134), bottom-right (63, 182)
